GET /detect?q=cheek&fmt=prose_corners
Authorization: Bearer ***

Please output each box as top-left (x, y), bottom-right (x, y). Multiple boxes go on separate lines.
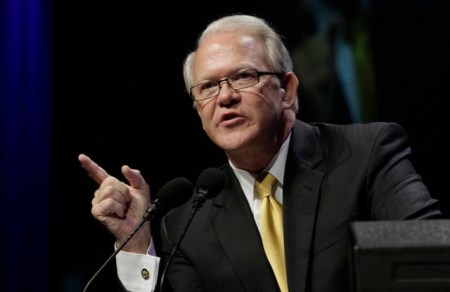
top-left (259, 90), bottom-right (283, 111)
top-left (197, 98), bottom-right (216, 110)
top-left (197, 104), bottom-right (215, 127)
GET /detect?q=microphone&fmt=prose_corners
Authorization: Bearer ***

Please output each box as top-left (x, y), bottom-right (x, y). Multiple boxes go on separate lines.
top-left (193, 167), bottom-right (226, 210)
top-left (83, 177), bottom-right (193, 292)
top-left (144, 177), bottom-right (194, 220)
top-left (159, 168), bottom-right (225, 292)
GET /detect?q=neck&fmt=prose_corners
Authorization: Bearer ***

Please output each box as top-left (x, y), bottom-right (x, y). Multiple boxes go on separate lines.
top-left (226, 117), bottom-right (294, 174)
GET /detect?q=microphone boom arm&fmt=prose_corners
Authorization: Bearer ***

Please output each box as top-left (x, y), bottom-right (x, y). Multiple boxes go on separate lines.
top-left (83, 212), bottom-right (150, 292)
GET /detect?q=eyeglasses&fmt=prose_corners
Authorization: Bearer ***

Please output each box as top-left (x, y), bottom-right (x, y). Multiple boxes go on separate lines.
top-left (189, 69), bottom-right (283, 101)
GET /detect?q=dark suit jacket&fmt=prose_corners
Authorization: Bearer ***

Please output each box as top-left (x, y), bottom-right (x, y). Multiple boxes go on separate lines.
top-left (158, 120), bottom-right (442, 292)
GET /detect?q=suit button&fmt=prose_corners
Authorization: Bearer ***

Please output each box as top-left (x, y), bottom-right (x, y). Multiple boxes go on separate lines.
top-left (141, 268), bottom-right (150, 280)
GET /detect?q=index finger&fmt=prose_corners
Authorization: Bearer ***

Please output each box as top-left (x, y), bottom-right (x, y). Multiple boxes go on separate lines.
top-left (78, 153), bottom-right (109, 184)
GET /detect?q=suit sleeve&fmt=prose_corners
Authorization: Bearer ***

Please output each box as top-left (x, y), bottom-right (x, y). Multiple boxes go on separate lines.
top-left (366, 122), bottom-right (442, 219)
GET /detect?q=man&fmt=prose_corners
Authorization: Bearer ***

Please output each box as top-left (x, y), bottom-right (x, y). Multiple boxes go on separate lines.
top-left (79, 14), bottom-right (442, 292)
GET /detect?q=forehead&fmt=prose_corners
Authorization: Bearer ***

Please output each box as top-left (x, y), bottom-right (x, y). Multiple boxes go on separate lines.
top-left (192, 32), bottom-right (267, 80)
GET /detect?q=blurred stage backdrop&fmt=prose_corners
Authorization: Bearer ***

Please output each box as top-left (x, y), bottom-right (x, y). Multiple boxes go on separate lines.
top-left (1, 0), bottom-right (448, 291)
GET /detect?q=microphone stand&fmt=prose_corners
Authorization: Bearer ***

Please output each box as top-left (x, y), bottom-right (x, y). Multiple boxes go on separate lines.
top-left (83, 207), bottom-right (154, 292)
top-left (158, 189), bottom-right (208, 292)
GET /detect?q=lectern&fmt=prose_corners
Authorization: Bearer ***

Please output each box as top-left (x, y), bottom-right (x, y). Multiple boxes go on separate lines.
top-left (349, 220), bottom-right (450, 292)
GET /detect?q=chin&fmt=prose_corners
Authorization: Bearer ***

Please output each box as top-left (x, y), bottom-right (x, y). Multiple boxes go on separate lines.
top-left (217, 134), bottom-right (252, 152)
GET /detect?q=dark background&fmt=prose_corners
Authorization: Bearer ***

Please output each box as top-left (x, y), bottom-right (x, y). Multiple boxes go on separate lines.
top-left (49, 0), bottom-right (448, 291)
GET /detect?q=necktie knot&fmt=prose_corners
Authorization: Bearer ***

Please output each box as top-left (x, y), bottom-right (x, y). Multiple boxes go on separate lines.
top-left (255, 172), bottom-right (277, 200)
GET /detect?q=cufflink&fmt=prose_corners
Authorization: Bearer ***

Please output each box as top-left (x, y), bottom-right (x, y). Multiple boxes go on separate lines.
top-left (141, 268), bottom-right (150, 280)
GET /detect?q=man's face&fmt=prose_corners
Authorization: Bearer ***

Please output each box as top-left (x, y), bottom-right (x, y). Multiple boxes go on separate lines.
top-left (191, 32), bottom-right (286, 155)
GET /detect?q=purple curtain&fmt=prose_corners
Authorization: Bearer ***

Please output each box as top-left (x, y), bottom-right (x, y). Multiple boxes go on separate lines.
top-left (1, 0), bottom-right (52, 291)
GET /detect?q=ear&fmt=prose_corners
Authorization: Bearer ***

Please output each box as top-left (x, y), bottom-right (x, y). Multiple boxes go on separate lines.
top-left (281, 72), bottom-right (299, 109)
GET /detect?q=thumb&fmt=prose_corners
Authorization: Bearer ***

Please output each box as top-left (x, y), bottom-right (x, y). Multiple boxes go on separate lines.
top-left (121, 165), bottom-right (149, 191)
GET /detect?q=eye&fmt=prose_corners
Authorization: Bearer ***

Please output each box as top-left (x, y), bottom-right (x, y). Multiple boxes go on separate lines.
top-left (199, 81), bottom-right (217, 92)
top-left (234, 71), bottom-right (254, 81)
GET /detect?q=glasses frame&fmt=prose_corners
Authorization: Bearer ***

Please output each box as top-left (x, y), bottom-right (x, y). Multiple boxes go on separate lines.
top-left (189, 69), bottom-right (283, 101)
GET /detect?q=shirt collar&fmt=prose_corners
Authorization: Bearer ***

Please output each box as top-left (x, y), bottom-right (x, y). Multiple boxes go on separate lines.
top-left (229, 133), bottom-right (291, 185)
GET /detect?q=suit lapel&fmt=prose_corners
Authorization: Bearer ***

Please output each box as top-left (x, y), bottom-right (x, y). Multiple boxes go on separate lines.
top-left (284, 163), bottom-right (323, 292)
top-left (283, 120), bottom-right (325, 292)
top-left (213, 168), bottom-right (280, 292)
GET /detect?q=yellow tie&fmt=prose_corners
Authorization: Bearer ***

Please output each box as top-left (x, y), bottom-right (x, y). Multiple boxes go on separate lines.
top-left (255, 172), bottom-right (288, 292)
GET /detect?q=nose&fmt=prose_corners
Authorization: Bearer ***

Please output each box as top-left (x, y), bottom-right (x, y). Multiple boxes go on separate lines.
top-left (216, 78), bottom-right (232, 94)
top-left (216, 79), bottom-right (240, 106)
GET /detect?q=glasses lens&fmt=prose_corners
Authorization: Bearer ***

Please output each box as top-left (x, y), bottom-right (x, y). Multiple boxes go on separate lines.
top-left (191, 81), bottom-right (218, 101)
top-left (229, 70), bottom-right (258, 90)
top-left (190, 69), bottom-right (262, 101)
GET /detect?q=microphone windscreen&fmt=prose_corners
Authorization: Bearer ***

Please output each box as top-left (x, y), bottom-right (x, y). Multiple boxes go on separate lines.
top-left (157, 177), bottom-right (193, 215)
top-left (195, 168), bottom-right (225, 199)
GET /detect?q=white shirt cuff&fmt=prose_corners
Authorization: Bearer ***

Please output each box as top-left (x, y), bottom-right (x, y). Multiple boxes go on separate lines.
top-left (116, 246), bottom-right (160, 292)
